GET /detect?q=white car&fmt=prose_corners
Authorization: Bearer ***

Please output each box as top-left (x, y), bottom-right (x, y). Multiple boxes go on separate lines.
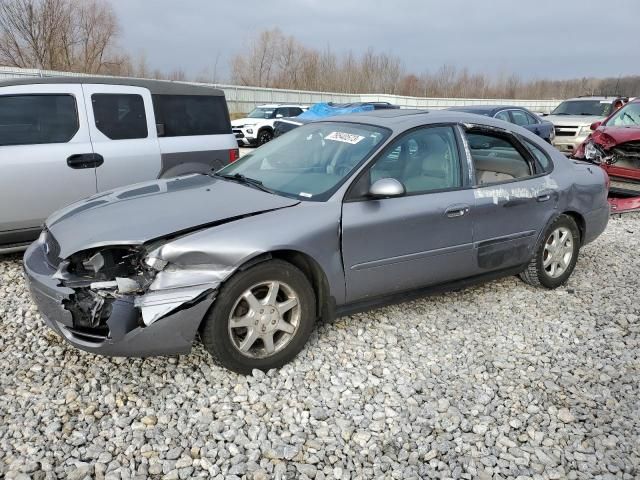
top-left (232, 104), bottom-right (307, 146)
top-left (0, 76), bottom-right (238, 253)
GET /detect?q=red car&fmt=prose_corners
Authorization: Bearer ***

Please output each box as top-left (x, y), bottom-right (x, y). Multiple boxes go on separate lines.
top-left (574, 99), bottom-right (640, 213)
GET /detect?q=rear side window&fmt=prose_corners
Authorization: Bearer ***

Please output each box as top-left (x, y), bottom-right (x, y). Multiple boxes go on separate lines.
top-left (153, 95), bottom-right (231, 137)
top-left (92, 94), bottom-right (148, 140)
top-left (495, 111), bottom-right (511, 122)
top-left (523, 139), bottom-right (553, 172)
top-left (0, 94), bottom-right (78, 146)
top-left (511, 110), bottom-right (532, 126)
top-left (466, 132), bottom-right (533, 185)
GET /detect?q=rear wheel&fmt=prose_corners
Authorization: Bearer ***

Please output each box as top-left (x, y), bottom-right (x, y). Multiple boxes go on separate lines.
top-left (201, 260), bottom-right (315, 374)
top-left (519, 214), bottom-right (580, 289)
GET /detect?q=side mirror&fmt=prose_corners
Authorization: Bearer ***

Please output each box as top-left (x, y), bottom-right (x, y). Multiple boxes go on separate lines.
top-left (590, 121), bottom-right (602, 131)
top-left (369, 178), bottom-right (406, 198)
top-left (276, 114), bottom-right (284, 118)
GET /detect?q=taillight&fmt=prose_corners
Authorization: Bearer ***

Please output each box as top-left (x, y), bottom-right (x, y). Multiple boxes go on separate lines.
top-left (229, 148), bottom-right (240, 163)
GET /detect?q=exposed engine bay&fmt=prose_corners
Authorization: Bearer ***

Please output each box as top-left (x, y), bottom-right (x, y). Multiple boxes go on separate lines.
top-left (47, 240), bottom-right (228, 339)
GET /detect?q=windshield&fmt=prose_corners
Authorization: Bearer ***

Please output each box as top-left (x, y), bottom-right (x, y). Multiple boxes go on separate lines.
top-left (606, 103), bottom-right (640, 127)
top-left (551, 100), bottom-right (613, 117)
top-left (218, 122), bottom-right (389, 201)
top-left (247, 107), bottom-right (276, 119)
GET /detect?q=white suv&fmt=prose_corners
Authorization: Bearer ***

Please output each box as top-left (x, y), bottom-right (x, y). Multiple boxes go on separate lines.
top-left (232, 104), bottom-right (307, 146)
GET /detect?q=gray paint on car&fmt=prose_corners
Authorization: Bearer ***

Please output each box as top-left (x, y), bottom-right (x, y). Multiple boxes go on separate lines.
top-left (23, 110), bottom-right (610, 358)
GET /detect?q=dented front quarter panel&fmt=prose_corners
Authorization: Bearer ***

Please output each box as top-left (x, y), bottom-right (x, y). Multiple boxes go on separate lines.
top-left (149, 200), bottom-right (346, 304)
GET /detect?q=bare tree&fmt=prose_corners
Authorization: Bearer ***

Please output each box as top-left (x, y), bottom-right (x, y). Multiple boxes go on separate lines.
top-left (0, 0), bottom-right (125, 73)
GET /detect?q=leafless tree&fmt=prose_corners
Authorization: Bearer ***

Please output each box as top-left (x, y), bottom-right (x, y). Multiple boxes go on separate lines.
top-left (0, 0), bottom-right (125, 73)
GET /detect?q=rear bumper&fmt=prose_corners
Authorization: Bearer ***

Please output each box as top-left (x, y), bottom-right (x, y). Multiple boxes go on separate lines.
top-left (23, 241), bottom-right (215, 357)
top-left (583, 205), bottom-right (610, 245)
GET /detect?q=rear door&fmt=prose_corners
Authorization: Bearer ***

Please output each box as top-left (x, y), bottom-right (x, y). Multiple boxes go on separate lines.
top-left (341, 125), bottom-right (476, 302)
top-left (464, 125), bottom-right (558, 273)
top-left (0, 84), bottom-right (97, 245)
top-left (82, 84), bottom-right (161, 191)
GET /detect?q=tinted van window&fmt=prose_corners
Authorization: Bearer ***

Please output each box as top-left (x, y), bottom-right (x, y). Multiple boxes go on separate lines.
top-left (0, 94), bottom-right (78, 146)
top-left (92, 94), bottom-right (148, 140)
top-left (153, 95), bottom-right (231, 137)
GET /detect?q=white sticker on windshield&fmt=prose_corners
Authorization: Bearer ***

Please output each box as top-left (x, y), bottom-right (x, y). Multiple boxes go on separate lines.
top-left (299, 192), bottom-right (313, 198)
top-left (325, 131), bottom-right (365, 144)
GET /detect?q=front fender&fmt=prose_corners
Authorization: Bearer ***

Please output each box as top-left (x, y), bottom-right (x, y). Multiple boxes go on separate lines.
top-left (150, 202), bottom-right (346, 304)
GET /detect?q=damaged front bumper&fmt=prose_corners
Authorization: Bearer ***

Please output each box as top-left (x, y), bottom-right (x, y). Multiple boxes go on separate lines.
top-left (23, 238), bottom-right (220, 357)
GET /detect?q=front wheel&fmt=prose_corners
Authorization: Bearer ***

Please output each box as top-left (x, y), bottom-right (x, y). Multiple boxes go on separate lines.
top-left (519, 214), bottom-right (580, 289)
top-left (201, 260), bottom-right (316, 374)
top-left (257, 129), bottom-right (273, 145)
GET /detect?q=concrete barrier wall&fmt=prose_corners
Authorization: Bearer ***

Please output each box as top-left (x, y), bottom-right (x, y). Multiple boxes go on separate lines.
top-left (0, 66), bottom-right (562, 114)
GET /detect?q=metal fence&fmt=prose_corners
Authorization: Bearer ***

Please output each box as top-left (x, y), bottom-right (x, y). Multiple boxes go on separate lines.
top-left (0, 66), bottom-right (562, 114)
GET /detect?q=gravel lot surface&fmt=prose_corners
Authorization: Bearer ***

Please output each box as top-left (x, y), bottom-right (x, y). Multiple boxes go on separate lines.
top-left (1, 213), bottom-right (639, 480)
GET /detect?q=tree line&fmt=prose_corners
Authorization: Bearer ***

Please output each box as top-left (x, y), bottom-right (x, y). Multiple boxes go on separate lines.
top-left (1, 1), bottom-right (638, 100)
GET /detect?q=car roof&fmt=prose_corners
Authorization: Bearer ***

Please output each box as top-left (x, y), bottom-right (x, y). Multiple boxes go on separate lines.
top-left (0, 76), bottom-right (225, 96)
top-left (564, 96), bottom-right (620, 102)
top-left (314, 108), bottom-right (518, 131)
top-left (257, 104), bottom-right (306, 108)
top-left (448, 105), bottom-right (530, 114)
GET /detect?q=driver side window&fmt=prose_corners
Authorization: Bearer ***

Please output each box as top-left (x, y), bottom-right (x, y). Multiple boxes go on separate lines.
top-left (369, 126), bottom-right (461, 194)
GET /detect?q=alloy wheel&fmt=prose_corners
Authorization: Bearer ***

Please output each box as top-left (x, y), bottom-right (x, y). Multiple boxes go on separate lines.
top-left (542, 227), bottom-right (574, 278)
top-left (228, 280), bottom-right (300, 358)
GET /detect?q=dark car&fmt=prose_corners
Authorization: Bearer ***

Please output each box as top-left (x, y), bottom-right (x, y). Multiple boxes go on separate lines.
top-left (273, 101), bottom-right (399, 138)
top-left (447, 105), bottom-right (555, 143)
top-left (24, 110), bottom-right (609, 373)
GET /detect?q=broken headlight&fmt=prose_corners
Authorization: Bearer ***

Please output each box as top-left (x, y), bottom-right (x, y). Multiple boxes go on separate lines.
top-left (584, 141), bottom-right (603, 163)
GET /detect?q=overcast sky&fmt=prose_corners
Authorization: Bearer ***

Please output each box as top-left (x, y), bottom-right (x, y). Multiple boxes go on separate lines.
top-left (111, 0), bottom-right (640, 82)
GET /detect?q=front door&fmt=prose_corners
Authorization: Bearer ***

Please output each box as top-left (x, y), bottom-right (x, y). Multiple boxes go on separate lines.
top-left (0, 84), bottom-right (97, 246)
top-left (341, 125), bottom-right (476, 302)
top-left (82, 84), bottom-right (161, 191)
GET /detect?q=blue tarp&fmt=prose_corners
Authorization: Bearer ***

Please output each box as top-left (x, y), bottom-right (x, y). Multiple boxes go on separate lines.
top-left (296, 102), bottom-right (375, 121)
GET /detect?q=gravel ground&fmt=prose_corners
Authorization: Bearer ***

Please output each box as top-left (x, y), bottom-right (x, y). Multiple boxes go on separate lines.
top-left (1, 213), bottom-right (639, 480)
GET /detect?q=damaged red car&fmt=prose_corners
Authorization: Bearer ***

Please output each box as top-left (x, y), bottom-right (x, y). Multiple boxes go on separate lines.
top-left (574, 99), bottom-right (640, 213)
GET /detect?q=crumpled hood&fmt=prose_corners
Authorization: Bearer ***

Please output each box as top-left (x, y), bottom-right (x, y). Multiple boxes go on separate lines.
top-left (546, 114), bottom-right (602, 126)
top-left (46, 174), bottom-right (299, 258)
top-left (593, 125), bottom-right (640, 146)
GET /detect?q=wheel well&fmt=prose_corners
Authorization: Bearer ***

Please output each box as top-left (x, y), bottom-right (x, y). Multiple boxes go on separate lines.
top-left (258, 126), bottom-right (273, 134)
top-left (238, 250), bottom-right (330, 321)
top-left (562, 211), bottom-right (586, 245)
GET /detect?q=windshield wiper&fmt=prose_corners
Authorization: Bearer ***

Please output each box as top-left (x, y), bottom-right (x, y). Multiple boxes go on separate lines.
top-left (214, 172), bottom-right (274, 194)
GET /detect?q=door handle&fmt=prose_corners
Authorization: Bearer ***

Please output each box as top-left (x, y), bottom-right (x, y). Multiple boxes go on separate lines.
top-left (67, 153), bottom-right (104, 169)
top-left (536, 190), bottom-right (554, 202)
top-left (445, 204), bottom-right (470, 218)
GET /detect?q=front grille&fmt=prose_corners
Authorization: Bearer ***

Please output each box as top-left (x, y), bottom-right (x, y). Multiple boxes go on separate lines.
top-left (43, 230), bottom-right (62, 267)
top-left (555, 126), bottom-right (579, 137)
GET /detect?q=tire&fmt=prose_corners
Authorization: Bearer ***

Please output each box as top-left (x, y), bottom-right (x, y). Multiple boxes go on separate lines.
top-left (201, 259), bottom-right (316, 374)
top-left (257, 129), bottom-right (273, 146)
top-left (519, 214), bottom-right (580, 289)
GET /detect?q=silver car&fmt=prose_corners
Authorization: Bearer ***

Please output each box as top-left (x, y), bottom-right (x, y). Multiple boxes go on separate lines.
top-left (24, 110), bottom-right (610, 373)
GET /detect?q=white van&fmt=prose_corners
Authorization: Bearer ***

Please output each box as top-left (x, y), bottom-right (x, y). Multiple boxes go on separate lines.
top-left (0, 77), bottom-right (238, 252)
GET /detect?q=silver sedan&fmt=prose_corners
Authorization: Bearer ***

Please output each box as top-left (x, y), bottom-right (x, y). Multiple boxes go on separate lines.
top-left (24, 110), bottom-right (610, 373)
